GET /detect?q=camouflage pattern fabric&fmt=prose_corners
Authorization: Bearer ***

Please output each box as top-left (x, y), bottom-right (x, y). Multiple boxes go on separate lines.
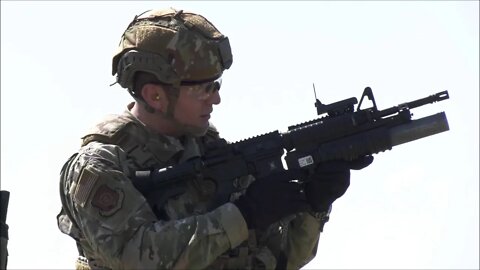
top-left (57, 104), bottom-right (324, 269)
top-left (113, 8), bottom-right (232, 89)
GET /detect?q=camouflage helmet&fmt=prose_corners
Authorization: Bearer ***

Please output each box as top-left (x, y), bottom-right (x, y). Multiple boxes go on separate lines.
top-left (112, 8), bottom-right (233, 90)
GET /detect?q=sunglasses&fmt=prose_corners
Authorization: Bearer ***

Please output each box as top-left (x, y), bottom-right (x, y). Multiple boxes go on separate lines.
top-left (181, 78), bottom-right (222, 101)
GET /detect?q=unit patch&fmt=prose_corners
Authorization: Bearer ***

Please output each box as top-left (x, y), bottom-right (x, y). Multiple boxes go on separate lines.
top-left (91, 184), bottom-right (124, 216)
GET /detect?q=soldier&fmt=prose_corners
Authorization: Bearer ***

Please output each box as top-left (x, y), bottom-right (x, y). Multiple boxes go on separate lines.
top-left (57, 8), bottom-right (372, 269)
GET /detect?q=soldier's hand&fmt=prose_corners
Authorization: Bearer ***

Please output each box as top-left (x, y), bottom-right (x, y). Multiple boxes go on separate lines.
top-left (305, 155), bottom-right (374, 212)
top-left (233, 170), bottom-right (309, 230)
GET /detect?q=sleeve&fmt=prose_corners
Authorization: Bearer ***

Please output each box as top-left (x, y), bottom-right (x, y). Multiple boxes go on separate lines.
top-left (261, 212), bottom-right (325, 270)
top-left (66, 143), bottom-right (248, 269)
top-left (283, 212), bottom-right (325, 269)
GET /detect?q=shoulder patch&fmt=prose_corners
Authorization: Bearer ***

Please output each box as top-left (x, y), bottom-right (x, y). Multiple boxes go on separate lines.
top-left (91, 184), bottom-right (124, 217)
top-left (73, 168), bottom-right (99, 207)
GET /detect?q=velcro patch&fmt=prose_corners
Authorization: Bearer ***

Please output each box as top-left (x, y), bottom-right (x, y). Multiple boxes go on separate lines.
top-left (73, 168), bottom-right (98, 207)
top-left (91, 184), bottom-right (124, 217)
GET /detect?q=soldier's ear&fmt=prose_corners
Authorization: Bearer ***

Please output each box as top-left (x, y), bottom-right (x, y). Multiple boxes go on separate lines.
top-left (141, 84), bottom-right (169, 113)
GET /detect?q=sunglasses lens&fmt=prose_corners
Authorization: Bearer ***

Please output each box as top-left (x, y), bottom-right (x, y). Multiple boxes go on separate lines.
top-left (207, 78), bottom-right (222, 93)
top-left (183, 78), bottom-right (222, 100)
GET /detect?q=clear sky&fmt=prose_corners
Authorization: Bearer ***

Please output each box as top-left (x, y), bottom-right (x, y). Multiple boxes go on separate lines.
top-left (1, 1), bottom-right (478, 269)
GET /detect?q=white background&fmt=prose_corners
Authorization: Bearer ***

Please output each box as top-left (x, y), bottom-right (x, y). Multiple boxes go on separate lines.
top-left (1, 1), bottom-right (478, 269)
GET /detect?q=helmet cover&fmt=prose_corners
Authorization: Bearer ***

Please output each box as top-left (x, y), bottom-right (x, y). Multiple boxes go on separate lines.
top-left (112, 8), bottom-right (233, 90)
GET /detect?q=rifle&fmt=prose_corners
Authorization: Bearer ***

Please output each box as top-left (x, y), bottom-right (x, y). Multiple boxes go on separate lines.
top-left (134, 87), bottom-right (450, 209)
top-left (0, 190), bottom-right (10, 270)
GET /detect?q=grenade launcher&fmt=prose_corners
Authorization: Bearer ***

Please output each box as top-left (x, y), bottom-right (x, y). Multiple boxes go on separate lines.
top-left (134, 87), bottom-right (450, 208)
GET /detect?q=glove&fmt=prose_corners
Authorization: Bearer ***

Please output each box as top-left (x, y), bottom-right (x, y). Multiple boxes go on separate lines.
top-left (305, 155), bottom-right (374, 212)
top-left (234, 170), bottom-right (309, 230)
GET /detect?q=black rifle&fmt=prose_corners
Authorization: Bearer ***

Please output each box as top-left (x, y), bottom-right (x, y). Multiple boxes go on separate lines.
top-left (134, 87), bottom-right (450, 209)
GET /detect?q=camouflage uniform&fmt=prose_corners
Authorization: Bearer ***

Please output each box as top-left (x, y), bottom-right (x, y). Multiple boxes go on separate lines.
top-left (57, 105), bottom-right (324, 269)
top-left (57, 7), bottom-right (326, 269)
